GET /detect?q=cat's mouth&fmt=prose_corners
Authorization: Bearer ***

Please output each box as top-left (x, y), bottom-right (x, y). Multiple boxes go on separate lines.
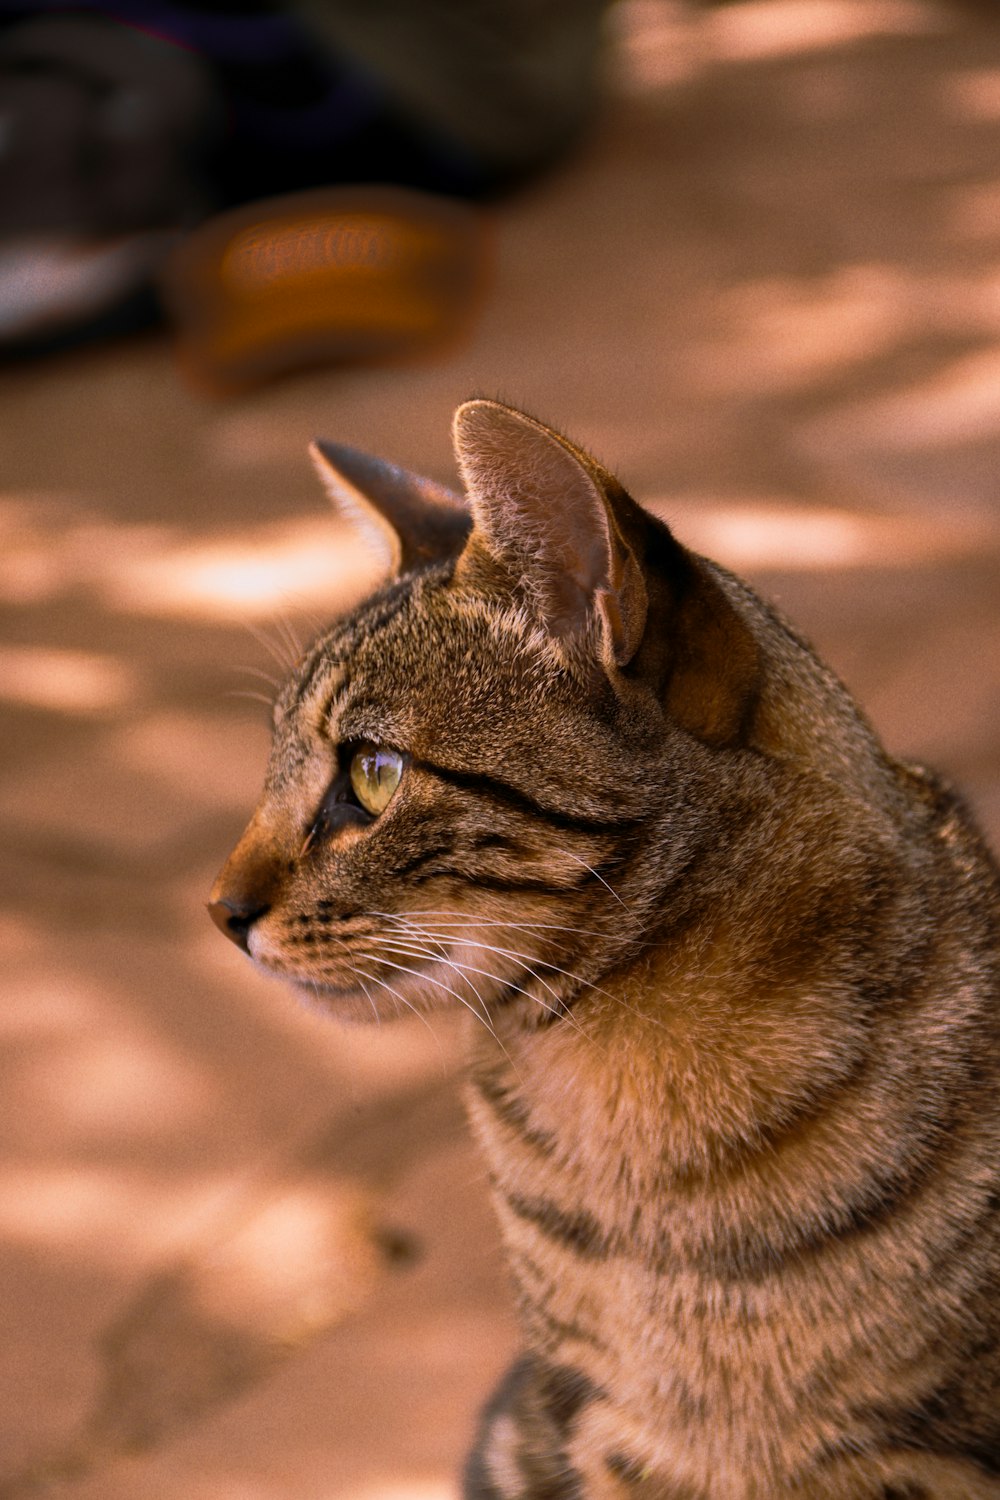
top-left (244, 910), bottom-right (545, 1024)
top-left (261, 929), bottom-right (539, 1024)
top-left (249, 933), bottom-right (452, 1021)
top-left (290, 954), bottom-right (462, 1024)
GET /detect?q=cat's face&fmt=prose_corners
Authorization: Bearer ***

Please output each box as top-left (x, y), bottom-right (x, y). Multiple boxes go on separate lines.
top-left (213, 581), bottom-right (661, 1025)
top-left (209, 401), bottom-right (760, 1025)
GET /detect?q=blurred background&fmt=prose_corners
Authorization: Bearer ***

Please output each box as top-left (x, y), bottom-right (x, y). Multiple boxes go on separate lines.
top-left (1, 2), bottom-right (999, 1496)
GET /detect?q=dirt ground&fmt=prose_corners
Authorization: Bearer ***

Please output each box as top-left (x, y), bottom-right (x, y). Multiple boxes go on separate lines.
top-left (2, 3), bottom-right (999, 1497)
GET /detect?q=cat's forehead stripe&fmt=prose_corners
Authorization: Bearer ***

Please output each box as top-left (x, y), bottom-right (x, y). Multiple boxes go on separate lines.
top-left (281, 577), bottom-right (423, 736)
top-left (314, 579), bottom-right (418, 672)
top-left (284, 642), bottom-right (343, 719)
top-left (310, 663), bottom-right (348, 721)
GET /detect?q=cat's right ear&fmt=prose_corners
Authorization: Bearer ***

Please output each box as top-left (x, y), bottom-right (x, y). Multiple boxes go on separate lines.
top-left (310, 439), bottom-right (471, 576)
top-left (451, 399), bottom-right (648, 670)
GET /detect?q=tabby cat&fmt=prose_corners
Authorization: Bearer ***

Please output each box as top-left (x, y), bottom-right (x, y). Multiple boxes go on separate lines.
top-left (209, 400), bottom-right (1000, 1499)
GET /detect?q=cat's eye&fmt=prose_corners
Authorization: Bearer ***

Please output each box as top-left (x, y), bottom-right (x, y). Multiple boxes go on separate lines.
top-left (349, 743), bottom-right (403, 817)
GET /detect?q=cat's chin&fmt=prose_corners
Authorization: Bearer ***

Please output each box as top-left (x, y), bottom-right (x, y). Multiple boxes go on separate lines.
top-left (289, 979), bottom-right (392, 1025)
top-left (289, 975), bottom-right (450, 1026)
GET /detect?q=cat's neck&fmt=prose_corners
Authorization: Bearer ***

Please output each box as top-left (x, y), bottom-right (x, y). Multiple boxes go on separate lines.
top-left (465, 941), bottom-right (868, 1202)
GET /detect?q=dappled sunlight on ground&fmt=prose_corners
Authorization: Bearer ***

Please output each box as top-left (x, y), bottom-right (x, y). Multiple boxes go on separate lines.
top-left (182, 1181), bottom-right (381, 1339)
top-left (11, 1022), bottom-right (212, 1145)
top-left (806, 343), bottom-right (1000, 452)
top-left (0, 498), bottom-right (379, 623)
top-left (0, 645), bottom-right (141, 714)
top-left (653, 498), bottom-right (992, 570)
top-left (610, 0), bottom-right (949, 93)
top-left (688, 263), bottom-right (1000, 400)
top-left (102, 519), bottom-right (381, 624)
top-left (0, 483), bottom-right (990, 681)
top-left (705, 0), bottom-right (947, 60)
top-left (944, 64), bottom-right (1000, 122)
top-left (170, 1475), bottom-right (457, 1500)
top-left (0, 1165), bottom-right (232, 1260)
top-left (182, 1486), bottom-right (456, 1500)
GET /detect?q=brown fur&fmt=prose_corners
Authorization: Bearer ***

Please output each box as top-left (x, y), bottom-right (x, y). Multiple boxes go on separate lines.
top-left (210, 401), bottom-right (1000, 1499)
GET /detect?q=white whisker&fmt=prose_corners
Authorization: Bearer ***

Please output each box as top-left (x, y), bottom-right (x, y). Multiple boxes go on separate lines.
top-left (234, 664), bottom-right (283, 690)
top-left (375, 936), bottom-right (569, 1028)
top-left (243, 619), bottom-right (298, 670)
top-left (225, 689), bottom-right (275, 708)
top-left (348, 967), bottom-right (382, 1025)
top-left (381, 912), bottom-right (604, 1009)
top-left (373, 909), bottom-right (615, 942)
top-left (347, 960), bottom-right (448, 1063)
top-left (376, 922), bottom-right (597, 1047)
top-left (378, 913), bottom-right (667, 1036)
top-left (273, 611), bottom-right (304, 663)
top-left (561, 852), bottom-right (633, 912)
top-left (352, 948), bottom-right (513, 1062)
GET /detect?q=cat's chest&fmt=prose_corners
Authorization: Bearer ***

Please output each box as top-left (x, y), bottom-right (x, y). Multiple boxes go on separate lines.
top-left (464, 1020), bottom-right (664, 1227)
top-left (462, 1030), bottom-right (871, 1490)
top-left (463, 1034), bottom-right (719, 1388)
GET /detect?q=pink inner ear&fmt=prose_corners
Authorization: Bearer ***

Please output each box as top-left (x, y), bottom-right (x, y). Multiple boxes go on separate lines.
top-left (452, 399), bottom-right (646, 661)
top-left (452, 400), bottom-right (615, 589)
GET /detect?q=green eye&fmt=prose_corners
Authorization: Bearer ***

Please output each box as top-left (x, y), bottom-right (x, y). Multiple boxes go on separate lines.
top-left (349, 743), bottom-right (403, 817)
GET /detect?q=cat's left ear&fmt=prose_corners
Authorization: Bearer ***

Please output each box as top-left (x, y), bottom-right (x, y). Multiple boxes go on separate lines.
top-left (310, 439), bottom-right (471, 576)
top-left (452, 399), bottom-right (647, 667)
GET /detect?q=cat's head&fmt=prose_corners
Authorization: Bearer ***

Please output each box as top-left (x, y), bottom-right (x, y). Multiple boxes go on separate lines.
top-left (208, 400), bottom-right (760, 1025)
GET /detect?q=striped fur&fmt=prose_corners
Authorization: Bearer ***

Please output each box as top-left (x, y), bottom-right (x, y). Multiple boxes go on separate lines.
top-left (210, 401), bottom-right (1000, 1498)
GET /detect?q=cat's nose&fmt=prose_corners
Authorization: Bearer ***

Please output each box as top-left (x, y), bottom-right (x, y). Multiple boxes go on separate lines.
top-left (207, 897), bottom-right (270, 953)
top-left (209, 803), bottom-right (284, 952)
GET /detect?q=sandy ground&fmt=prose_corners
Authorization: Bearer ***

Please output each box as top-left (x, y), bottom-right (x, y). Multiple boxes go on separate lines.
top-left (2, 3), bottom-right (999, 1497)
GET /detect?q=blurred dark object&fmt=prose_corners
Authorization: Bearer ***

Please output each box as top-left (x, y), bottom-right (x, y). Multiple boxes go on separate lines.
top-left (0, 11), bottom-right (215, 352)
top-left (0, 13), bottom-right (215, 236)
top-left (159, 185), bottom-right (486, 393)
top-left (0, 0), bottom-right (605, 362)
